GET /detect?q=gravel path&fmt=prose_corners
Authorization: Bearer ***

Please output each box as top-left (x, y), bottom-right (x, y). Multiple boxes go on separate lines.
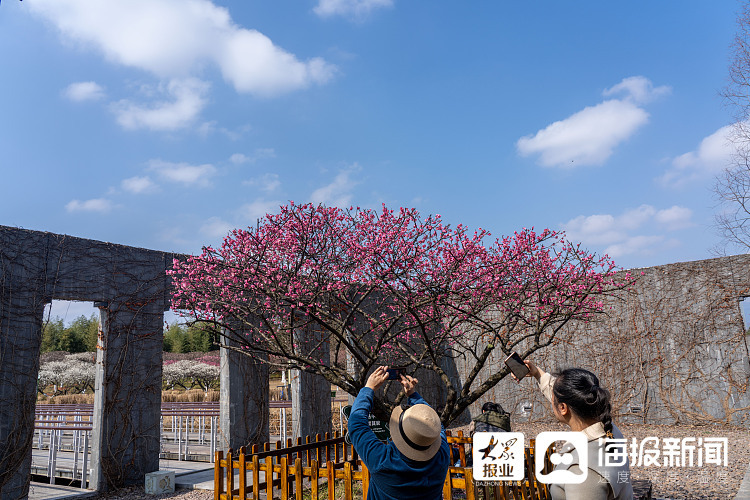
top-left (82, 486), bottom-right (213, 500)
top-left (80, 423), bottom-right (750, 500)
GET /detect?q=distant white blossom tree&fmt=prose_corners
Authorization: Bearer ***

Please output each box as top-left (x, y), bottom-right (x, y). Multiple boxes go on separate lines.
top-left (162, 360), bottom-right (219, 392)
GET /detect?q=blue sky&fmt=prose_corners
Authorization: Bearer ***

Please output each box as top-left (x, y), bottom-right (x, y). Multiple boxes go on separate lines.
top-left (0, 1), bottom-right (743, 321)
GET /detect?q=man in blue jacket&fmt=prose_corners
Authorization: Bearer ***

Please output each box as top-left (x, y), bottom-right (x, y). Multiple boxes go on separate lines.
top-left (348, 366), bottom-right (450, 500)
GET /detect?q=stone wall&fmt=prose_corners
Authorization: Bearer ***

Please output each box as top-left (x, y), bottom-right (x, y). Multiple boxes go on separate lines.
top-left (0, 225), bottom-right (331, 497)
top-left (459, 255), bottom-right (750, 427)
top-left (0, 226), bottom-right (174, 496)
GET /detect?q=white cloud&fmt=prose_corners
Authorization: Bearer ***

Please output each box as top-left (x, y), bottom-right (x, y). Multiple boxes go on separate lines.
top-left (659, 125), bottom-right (735, 187)
top-left (63, 81), bottom-right (105, 102)
top-left (199, 122), bottom-right (251, 140)
top-left (517, 76), bottom-right (669, 168)
top-left (618, 205), bottom-right (656, 231)
top-left (238, 199), bottom-right (282, 225)
top-left (197, 121), bottom-right (218, 137)
top-left (314, 0), bottom-right (394, 20)
top-left (200, 217), bottom-right (234, 239)
top-left (148, 159), bottom-right (216, 186)
top-left (561, 204), bottom-right (693, 257)
top-left (604, 235), bottom-right (667, 258)
top-left (244, 173), bottom-right (281, 192)
top-left (230, 149), bottom-right (276, 165)
top-left (654, 205), bottom-right (693, 230)
top-left (29, 0), bottom-right (335, 97)
top-left (111, 78), bottom-right (209, 131)
top-left (602, 76), bottom-right (671, 104)
top-left (65, 198), bottom-right (113, 213)
top-left (121, 176), bottom-right (156, 194)
top-left (310, 166), bottom-right (361, 207)
top-left (230, 153), bottom-right (250, 165)
top-left (218, 31), bottom-right (335, 96)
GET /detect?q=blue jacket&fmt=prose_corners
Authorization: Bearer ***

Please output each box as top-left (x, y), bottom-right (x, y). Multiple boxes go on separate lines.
top-left (348, 388), bottom-right (450, 500)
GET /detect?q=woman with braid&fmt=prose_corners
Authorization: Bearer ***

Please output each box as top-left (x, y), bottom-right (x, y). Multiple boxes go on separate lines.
top-left (515, 360), bottom-right (633, 500)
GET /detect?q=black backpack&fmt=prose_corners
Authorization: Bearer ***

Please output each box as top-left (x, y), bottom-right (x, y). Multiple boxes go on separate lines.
top-left (472, 403), bottom-right (511, 433)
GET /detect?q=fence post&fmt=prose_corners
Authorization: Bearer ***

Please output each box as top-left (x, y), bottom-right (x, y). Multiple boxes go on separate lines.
top-left (185, 415), bottom-right (191, 460)
top-left (211, 417), bottom-right (217, 462)
top-left (72, 427), bottom-right (80, 481)
top-left (311, 459), bottom-right (319, 500)
top-left (265, 456), bottom-right (274, 500)
top-left (48, 430), bottom-right (57, 485)
top-left (442, 468), bottom-right (451, 500)
top-left (295, 457), bottom-right (303, 500)
top-left (81, 431), bottom-right (89, 489)
top-left (524, 446), bottom-right (537, 498)
top-left (282, 407), bottom-right (286, 443)
top-left (281, 456), bottom-right (289, 499)
top-left (227, 448), bottom-right (234, 500)
top-left (215, 450), bottom-right (223, 500)
top-left (252, 454), bottom-right (260, 500)
top-left (343, 461), bottom-right (353, 500)
top-left (178, 416), bottom-right (183, 461)
top-left (239, 447), bottom-right (247, 500)
top-left (457, 431), bottom-right (467, 466)
top-left (464, 467), bottom-right (475, 500)
top-left (327, 458), bottom-right (335, 500)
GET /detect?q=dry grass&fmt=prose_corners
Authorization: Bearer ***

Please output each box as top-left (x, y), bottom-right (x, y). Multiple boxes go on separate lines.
top-left (302, 479), bottom-right (363, 500)
top-left (41, 393), bottom-right (95, 404)
top-left (162, 389), bottom-right (219, 402)
top-left (38, 389), bottom-right (220, 404)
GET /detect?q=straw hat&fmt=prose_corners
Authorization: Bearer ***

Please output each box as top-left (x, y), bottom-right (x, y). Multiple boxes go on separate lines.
top-left (389, 403), bottom-right (442, 461)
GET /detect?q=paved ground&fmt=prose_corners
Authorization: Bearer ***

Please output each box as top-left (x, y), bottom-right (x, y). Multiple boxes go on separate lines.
top-left (28, 482), bottom-right (97, 500)
top-left (28, 459), bottom-right (214, 500)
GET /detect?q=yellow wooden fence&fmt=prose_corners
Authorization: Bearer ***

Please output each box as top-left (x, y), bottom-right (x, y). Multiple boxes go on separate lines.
top-left (214, 431), bottom-right (552, 500)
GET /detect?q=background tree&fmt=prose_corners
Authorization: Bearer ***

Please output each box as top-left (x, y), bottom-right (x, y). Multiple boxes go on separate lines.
top-left (163, 322), bottom-right (219, 353)
top-left (717, 0), bottom-right (750, 250)
top-left (170, 203), bottom-right (629, 425)
top-left (41, 318), bottom-right (65, 353)
top-left (162, 359), bottom-right (220, 391)
top-left (38, 353), bottom-right (96, 395)
top-left (41, 314), bottom-right (98, 353)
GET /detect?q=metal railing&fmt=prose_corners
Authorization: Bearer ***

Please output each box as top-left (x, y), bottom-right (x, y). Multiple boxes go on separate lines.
top-left (33, 398), bottom-right (351, 487)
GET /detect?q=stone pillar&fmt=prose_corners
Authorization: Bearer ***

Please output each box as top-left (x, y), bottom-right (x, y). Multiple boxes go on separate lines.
top-left (0, 228), bottom-right (50, 499)
top-left (90, 300), bottom-right (163, 491)
top-left (0, 292), bottom-right (45, 499)
top-left (219, 333), bottom-right (269, 450)
top-left (291, 327), bottom-right (331, 440)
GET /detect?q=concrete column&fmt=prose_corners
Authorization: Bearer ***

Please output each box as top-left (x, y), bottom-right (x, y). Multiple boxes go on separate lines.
top-left (90, 300), bottom-right (163, 491)
top-left (219, 334), bottom-right (269, 450)
top-left (0, 292), bottom-right (45, 499)
top-left (291, 327), bottom-right (331, 440)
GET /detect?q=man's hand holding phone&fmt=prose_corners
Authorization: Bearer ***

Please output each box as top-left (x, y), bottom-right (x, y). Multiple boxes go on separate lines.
top-left (399, 372), bottom-right (418, 396)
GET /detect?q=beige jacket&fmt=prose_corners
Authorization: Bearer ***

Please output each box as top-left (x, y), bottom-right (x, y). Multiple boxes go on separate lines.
top-left (538, 371), bottom-right (634, 500)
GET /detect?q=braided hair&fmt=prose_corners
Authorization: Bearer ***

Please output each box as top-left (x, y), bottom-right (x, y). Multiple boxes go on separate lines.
top-left (552, 368), bottom-right (613, 438)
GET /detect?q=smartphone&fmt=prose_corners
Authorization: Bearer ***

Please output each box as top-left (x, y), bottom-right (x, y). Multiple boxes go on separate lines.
top-left (504, 352), bottom-right (530, 381)
top-left (387, 367), bottom-right (404, 380)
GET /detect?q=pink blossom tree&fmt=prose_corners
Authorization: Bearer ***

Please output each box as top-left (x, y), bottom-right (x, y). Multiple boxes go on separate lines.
top-left (170, 203), bottom-right (630, 424)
